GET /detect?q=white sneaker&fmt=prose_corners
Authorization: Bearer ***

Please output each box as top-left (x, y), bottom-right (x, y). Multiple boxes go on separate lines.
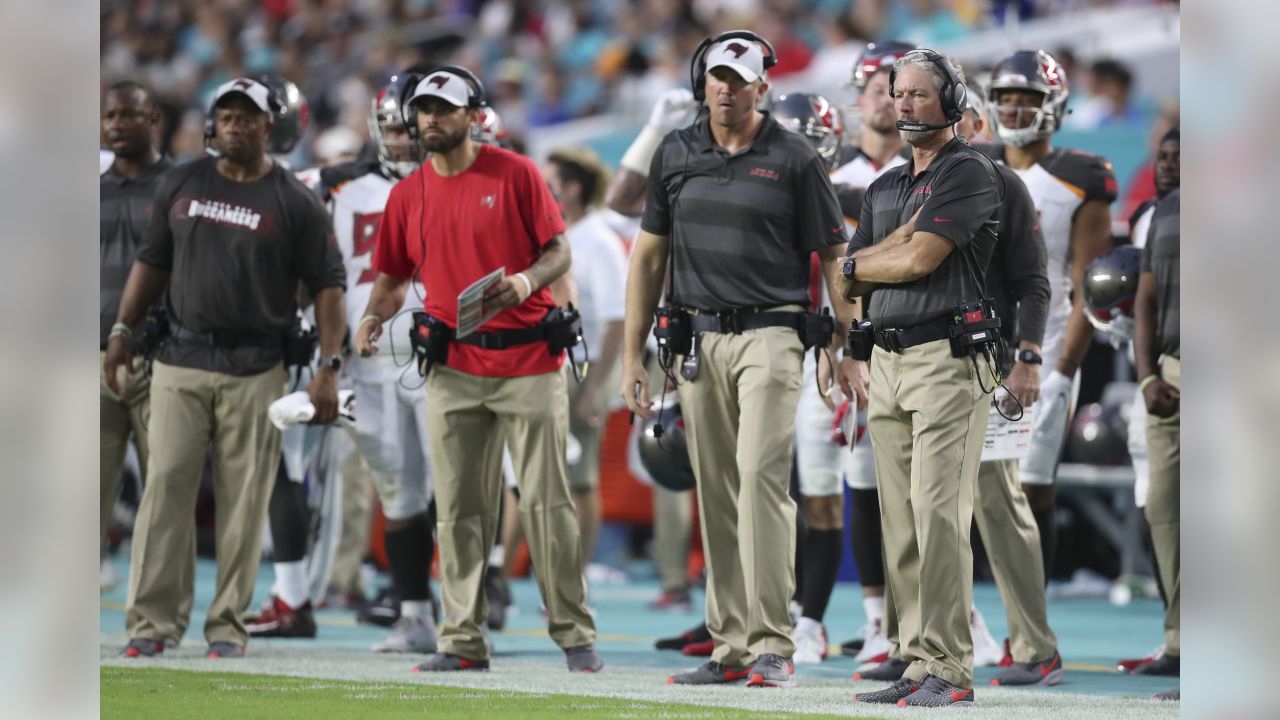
top-left (788, 600), bottom-right (803, 626)
top-left (970, 607), bottom-right (1003, 667)
top-left (853, 617), bottom-right (891, 664)
top-left (100, 557), bottom-right (121, 593)
top-left (372, 614), bottom-right (437, 654)
top-left (793, 617), bottom-right (828, 664)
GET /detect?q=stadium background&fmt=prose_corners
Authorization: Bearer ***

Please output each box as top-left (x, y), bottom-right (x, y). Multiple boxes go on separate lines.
top-left (100, 1), bottom-right (1181, 717)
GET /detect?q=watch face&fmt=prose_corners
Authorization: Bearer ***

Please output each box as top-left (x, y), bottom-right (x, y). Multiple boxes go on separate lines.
top-left (841, 258), bottom-right (855, 278)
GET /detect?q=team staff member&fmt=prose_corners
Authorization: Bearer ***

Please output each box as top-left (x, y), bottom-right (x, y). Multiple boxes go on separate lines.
top-left (841, 50), bottom-right (999, 707)
top-left (106, 77), bottom-right (347, 659)
top-left (100, 81), bottom-right (170, 558)
top-left (1133, 188), bottom-right (1180, 693)
top-left (358, 66), bottom-right (601, 674)
top-left (621, 33), bottom-right (856, 688)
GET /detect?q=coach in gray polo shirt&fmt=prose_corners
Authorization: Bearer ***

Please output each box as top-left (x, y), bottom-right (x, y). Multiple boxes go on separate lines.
top-left (620, 31), bottom-right (854, 688)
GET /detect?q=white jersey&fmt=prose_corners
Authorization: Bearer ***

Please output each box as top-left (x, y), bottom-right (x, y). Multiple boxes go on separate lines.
top-left (982, 145), bottom-right (1117, 366)
top-left (829, 147), bottom-right (907, 189)
top-left (567, 210), bottom-right (628, 363)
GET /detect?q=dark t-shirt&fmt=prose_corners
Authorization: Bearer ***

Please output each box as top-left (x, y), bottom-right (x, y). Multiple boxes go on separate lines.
top-left (849, 138), bottom-right (1001, 328)
top-left (101, 158), bottom-right (172, 348)
top-left (985, 164), bottom-right (1050, 353)
top-left (137, 157), bottom-right (345, 375)
top-left (1141, 189), bottom-right (1179, 358)
top-left (641, 113), bottom-right (846, 311)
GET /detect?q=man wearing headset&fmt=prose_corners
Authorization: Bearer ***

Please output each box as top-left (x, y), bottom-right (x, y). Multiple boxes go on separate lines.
top-left (840, 50), bottom-right (999, 707)
top-left (106, 77), bottom-right (347, 660)
top-left (357, 66), bottom-right (601, 673)
top-left (621, 32), bottom-right (856, 688)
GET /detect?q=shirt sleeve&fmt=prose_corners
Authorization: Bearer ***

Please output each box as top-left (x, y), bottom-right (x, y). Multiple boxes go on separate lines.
top-left (134, 171), bottom-right (178, 271)
top-left (518, 156), bottom-right (567, 249)
top-left (998, 170), bottom-right (1050, 346)
top-left (292, 189), bottom-right (346, 296)
top-left (914, 155), bottom-right (999, 250)
top-left (1083, 154), bottom-right (1119, 203)
top-left (847, 183), bottom-right (877, 254)
top-left (371, 180), bottom-right (415, 279)
top-left (639, 139), bottom-right (671, 236)
top-left (794, 155), bottom-right (848, 251)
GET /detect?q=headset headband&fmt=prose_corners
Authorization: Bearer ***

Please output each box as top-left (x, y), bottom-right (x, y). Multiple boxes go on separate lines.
top-left (689, 30), bottom-right (778, 103)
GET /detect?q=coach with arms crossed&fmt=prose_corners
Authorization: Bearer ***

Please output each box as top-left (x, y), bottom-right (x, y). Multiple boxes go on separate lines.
top-left (841, 50), bottom-right (1000, 708)
top-left (621, 32), bottom-right (856, 689)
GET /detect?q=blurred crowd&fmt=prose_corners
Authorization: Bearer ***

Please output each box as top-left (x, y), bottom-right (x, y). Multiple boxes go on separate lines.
top-left (101, 0), bottom-right (1178, 168)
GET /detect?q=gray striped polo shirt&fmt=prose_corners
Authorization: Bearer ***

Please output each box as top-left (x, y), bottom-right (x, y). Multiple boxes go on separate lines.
top-left (641, 113), bottom-right (846, 312)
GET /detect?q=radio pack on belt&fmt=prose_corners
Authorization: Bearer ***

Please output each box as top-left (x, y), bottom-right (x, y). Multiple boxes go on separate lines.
top-left (799, 307), bottom-right (836, 350)
top-left (283, 318), bottom-right (319, 368)
top-left (409, 305), bottom-right (588, 378)
top-left (846, 319), bottom-right (875, 361)
top-left (653, 306), bottom-right (693, 370)
top-left (136, 306), bottom-right (171, 359)
top-left (947, 299), bottom-right (1002, 359)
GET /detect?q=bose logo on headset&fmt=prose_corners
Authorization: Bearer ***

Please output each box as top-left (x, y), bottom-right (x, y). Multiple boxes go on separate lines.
top-left (888, 49), bottom-right (968, 132)
top-left (401, 65), bottom-right (488, 141)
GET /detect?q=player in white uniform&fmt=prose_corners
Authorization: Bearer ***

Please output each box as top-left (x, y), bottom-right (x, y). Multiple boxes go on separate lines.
top-left (981, 50), bottom-right (1118, 580)
top-left (782, 43), bottom-right (913, 667)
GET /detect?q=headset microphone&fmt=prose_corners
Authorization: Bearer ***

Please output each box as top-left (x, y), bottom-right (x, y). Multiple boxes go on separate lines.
top-left (895, 118), bottom-right (958, 132)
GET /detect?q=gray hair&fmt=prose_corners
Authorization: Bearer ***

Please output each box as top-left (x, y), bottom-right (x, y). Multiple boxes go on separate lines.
top-left (891, 50), bottom-right (966, 94)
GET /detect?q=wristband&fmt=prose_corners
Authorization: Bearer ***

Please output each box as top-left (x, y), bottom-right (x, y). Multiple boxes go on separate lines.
top-left (358, 314), bottom-right (381, 329)
top-left (109, 322), bottom-right (131, 339)
top-left (1138, 374), bottom-right (1159, 394)
top-left (513, 272), bottom-right (534, 299)
top-left (619, 125), bottom-right (665, 175)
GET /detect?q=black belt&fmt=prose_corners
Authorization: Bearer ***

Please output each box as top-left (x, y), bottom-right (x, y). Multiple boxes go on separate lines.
top-left (452, 326), bottom-right (547, 350)
top-left (872, 316), bottom-right (952, 353)
top-left (687, 310), bottom-right (804, 335)
top-left (170, 324), bottom-right (281, 349)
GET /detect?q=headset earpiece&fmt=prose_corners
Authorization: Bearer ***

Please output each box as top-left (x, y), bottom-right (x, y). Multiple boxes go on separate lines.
top-left (888, 49), bottom-right (965, 124)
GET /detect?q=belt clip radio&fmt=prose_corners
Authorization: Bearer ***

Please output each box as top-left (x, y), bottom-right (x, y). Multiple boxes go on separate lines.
top-left (410, 312), bottom-right (452, 376)
top-left (544, 304), bottom-right (588, 381)
top-left (800, 307), bottom-right (836, 350)
top-left (283, 318), bottom-right (319, 368)
top-left (653, 306), bottom-right (692, 369)
top-left (846, 319), bottom-right (874, 361)
top-left (947, 299), bottom-right (1001, 359)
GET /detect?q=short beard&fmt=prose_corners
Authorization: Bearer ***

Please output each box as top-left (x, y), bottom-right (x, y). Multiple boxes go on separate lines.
top-left (421, 126), bottom-right (469, 154)
top-left (900, 127), bottom-right (946, 146)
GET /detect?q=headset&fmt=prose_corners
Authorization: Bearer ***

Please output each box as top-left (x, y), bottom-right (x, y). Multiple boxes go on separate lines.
top-left (888, 48), bottom-right (967, 132)
top-left (402, 65), bottom-right (488, 142)
top-left (689, 30), bottom-right (778, 103)
top-left (203, 79), bottom-right (286, 156)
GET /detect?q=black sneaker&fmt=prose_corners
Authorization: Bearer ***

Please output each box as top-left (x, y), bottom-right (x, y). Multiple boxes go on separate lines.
top-left (1155, 688), bottom-right (1180, 701)
top-left (1132, 653), bottom-right (1179, 677)
top-left (655, 623), bottom-right (711, 651)
top-left (667, 661), bottom-right (751, 685)
top-left (745, 653), bottom-right (795, 688)
top-left (357, 587), bottom-right (401, 628)
top-left (897, 674), bottom-right (975, 708)
top-left (991, 650), bottom-right (1065, 686)
top-left (245, 595), bottom-right (317, 638)
top-left (839, 637), bottom-right (865, 657)
top-left (853, 676), bottom-right (921, 704)
top-left (852, 657), bottom-right (909, 682)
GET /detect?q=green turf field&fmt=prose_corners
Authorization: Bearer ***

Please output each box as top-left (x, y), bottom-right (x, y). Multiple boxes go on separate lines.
top-left (102, 666), bottom-right (867, 720)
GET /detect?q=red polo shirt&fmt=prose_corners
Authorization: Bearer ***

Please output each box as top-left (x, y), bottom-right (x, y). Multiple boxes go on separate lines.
top-left (372, 144), bottom-right (567, 377)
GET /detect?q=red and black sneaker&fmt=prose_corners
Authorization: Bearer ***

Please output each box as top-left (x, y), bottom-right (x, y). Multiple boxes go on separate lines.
top-left (998, 638), bottom-right (1014, 668)
top-left (991, 650), bottom-right (1065, 686)
top-left (1116, 645), bottom-right (1164, 673)
top-left (681, 639), bottom-right (714, 657)
top-left (853, 676), bottom-right (921, 704)
top-left (120, 638), bottom-right (164, 658)
top-left (413, 652), bottom-right (490, 672)
top-left (897, 674), bottom-right (975, 708)
top-left (667, 661), bottom-right (751, 685)
top-left (655, 622), bottom-right (710, 651)
top-left (745, 654), bottom-right (795, 688)
top-left (245, 595), bottom-right (317, 638)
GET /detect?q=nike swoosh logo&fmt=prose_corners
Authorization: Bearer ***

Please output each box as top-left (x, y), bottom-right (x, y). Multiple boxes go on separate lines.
top-left (951, 688), bottom-right (972, 702)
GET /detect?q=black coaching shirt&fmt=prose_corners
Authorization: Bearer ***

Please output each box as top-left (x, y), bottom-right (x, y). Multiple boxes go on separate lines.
top-left (641, 113), bottom-right (847, 312)
top-left (849, 138), bottom-right (1001, 329)
top-left (136, 157), bottom-right (345, 375)
top-left (101, 157), bottom-right (172, 348)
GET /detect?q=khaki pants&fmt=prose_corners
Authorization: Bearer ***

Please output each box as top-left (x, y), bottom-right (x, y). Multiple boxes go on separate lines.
top-left (426, 365), bottom-right (595, 659)
top-left (1145, 355), bottom-right (1179, 656)
top-left (101, 353), bottom-right (151, 555)
top-left (677, 326), bottom-right (804, 665)
top-left (868, 339), bottom-right (988, 689)
top-left (975, 459), bottom-right (1057, 662)
top-left (329, 449), bottom-right (374, 596)
top-left (654, 485), bottom-right (693, 592)
top-left (125, 361), bottom-right (286, 646)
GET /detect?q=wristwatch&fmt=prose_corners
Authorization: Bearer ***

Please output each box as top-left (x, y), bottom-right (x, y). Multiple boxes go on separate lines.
top-left (1015, 349), bottom-right (1043, 365)
top-left (318, 354), bottom-right (343, 371)
top-left (841, 256), bottom-right (857, 281)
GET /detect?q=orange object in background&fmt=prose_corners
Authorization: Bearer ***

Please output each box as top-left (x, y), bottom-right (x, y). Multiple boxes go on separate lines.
top-left (598, 407), bottom-right (654, 525)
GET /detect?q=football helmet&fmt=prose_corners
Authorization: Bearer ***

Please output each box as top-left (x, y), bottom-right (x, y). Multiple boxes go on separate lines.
top-left (370, 73), bottom-right (425, 179)
top-left (257, 73), bottom-right (310, 156)
top-left (637, 401), bottom-right (695, 492)
top-left (773, 93), bottom-right (844, 170)
top-left (986, 49), bottom-right (1069, 147)
top-left (1083, 245), bottom-right (1143, 342)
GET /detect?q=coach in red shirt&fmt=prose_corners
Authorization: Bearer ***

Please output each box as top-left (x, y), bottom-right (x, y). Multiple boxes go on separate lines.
top-left (355, 66), bottom-right (601, 674)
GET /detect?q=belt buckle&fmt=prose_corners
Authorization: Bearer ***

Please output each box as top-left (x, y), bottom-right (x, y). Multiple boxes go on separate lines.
top-left (881, 329), bottom-right (902, 353)
top-left (718, 310), bottom-right (740, 335)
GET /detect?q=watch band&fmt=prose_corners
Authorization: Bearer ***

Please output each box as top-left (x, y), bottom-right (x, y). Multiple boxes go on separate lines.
top-left (1016, 349), bottom-right (1042, 365)
top-left (319, 354), bottom-right (343, 370)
